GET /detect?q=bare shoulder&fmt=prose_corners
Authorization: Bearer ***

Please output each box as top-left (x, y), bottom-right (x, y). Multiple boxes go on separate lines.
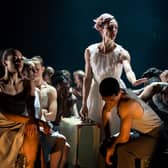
top-left (119, 98), bottom-right (142, 118)
top-left (45, 83), bottom-right (56, 91)
top-left (85, 43), bottom-right (99, 58)
top-left (87, 43), bottom-right (99, 51)
top-left (119, 97), bottom-right (137, 109)
top-left (84, 48), bottom-right (91, 61)
top-left (45, 84), bottom-right (57, 96)
top-left (119, 46), bottom-right (130, 62)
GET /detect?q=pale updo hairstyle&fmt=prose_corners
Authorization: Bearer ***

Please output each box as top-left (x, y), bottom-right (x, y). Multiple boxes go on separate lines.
top-left (93, 13), bottom-right (118, 32)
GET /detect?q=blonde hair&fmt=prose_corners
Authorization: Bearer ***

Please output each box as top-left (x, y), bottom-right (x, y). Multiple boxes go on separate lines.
top-left (73, 70), bottom-right (85, 80)
top-left (93, 13), bottom-right (118, 31)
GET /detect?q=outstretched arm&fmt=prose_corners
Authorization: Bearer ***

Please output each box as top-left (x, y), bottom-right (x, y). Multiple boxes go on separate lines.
top-left (121, 51), bottom-right (147, 86)
top-left (138, 82), bottom-right (168, 101)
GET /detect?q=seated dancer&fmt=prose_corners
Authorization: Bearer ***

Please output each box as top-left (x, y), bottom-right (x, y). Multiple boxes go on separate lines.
top-left (51, 73), bottom-right (79, 124)
top-left (32, 56), bottom-right (70, 168)
top-left (0, 48), bottom-right (49, 168)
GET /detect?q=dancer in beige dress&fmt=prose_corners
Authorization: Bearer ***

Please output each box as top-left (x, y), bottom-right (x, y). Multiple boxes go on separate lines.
top-left (80, 13), bottom-right (147, 136)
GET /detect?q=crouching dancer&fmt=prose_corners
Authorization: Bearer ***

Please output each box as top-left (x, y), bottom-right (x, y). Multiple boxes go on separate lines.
top-left (99, 77), bottom-right (166, 168)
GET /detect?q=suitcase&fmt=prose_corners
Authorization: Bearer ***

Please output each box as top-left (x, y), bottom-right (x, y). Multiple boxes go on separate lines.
top-left (59, 117), bottom-right (100, 168)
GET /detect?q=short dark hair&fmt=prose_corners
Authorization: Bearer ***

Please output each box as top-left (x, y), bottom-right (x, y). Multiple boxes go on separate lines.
top-left (141, 67), bottom-right (162, 78)
top-left (1, 48), bottom-right (23, 65)
top-left (99, 77), bottom-right (120, 97)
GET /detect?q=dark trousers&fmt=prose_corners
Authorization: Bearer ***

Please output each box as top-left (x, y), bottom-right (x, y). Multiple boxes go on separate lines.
top-left (100, 127), bottom-right (165, 168)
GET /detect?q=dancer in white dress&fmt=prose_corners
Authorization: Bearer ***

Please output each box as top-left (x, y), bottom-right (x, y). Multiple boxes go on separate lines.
top-left (80, 13), bottom-right (147, 136)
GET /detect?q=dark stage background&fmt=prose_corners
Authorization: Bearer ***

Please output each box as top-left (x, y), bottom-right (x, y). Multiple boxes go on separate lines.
top-left (0, 0), bottom-right (167, 87)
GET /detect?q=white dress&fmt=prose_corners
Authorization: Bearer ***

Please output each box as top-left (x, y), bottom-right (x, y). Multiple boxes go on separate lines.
top-left (87, 43), bottom-right (128, 136)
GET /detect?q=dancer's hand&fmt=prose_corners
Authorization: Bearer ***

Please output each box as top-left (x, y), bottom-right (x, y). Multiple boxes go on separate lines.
top-left (25, 119), bottom-right (38, 137)
top-left (106, 147), bottom-right (115, 166)
top-left (42, 122), bottom-right (52, 135)
top-left (79, 105), bottom-right (88, 121)
top-left (38, 120), bottom-right (52, 135)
